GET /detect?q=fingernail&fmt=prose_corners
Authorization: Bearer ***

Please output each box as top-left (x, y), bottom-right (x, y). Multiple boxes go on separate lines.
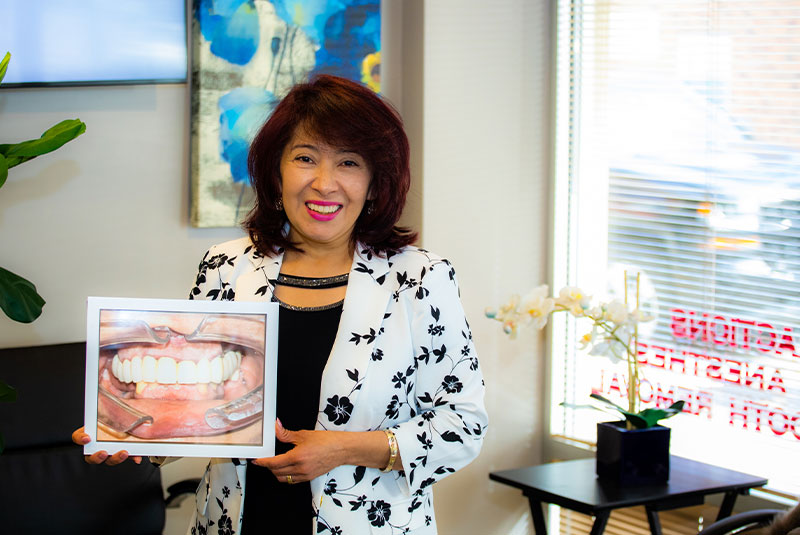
top-left (276, 418), bottom-right (284, 430)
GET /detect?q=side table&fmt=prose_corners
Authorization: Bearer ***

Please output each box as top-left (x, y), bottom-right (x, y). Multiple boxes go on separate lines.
top-left (489, 456), bottom-right (768, 535)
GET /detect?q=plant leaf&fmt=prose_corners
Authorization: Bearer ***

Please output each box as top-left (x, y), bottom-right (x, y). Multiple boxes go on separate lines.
top-left (0, 266), bottom-right (46, 323)
top-left (590, 393), bottom-right (648, 428)
top-left (0, 380), bottom-right (17, 403)
top-left (638, 400), bottom-right (685, 427)
top-left (0, 52), bottom-right (9, 85)
top-left (2, 119), bottom-right (86, 168)
top-left (0, 153), bottom-right (7, 189)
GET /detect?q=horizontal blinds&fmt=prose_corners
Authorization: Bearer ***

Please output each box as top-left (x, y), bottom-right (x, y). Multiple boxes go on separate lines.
top-left (554, 0), bottom-right (800, 496)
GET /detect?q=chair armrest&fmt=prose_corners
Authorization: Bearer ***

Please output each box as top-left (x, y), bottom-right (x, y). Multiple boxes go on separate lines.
top-left (698, 509), bottom-right (783, 535)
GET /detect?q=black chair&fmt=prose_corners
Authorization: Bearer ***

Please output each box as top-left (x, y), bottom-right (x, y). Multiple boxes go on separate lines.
top-left (698, 502), bottom-right (800, 535)
top-left (0, 342), bottom-right (197, 534)
top-left (698, 509), bottom-right (783, 535)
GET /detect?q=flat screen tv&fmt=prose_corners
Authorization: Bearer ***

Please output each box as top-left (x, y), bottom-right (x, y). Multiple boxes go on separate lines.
top-left (0, 0), bottom-right (188, 87)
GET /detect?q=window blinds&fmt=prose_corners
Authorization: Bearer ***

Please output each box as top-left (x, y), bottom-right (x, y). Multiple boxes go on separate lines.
top-left (553, 0), bottom-right (800, 496)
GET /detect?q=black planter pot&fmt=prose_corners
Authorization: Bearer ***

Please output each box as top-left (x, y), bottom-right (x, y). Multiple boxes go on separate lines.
top-left (595, 421), bottom-right (670, 486)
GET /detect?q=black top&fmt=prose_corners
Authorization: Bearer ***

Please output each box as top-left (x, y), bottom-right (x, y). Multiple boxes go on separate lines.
top-left (241, 302), bottom-right (343, 533)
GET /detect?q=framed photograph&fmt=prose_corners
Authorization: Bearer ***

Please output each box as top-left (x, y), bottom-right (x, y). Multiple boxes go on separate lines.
top-left (83, 297), bottom-right (278, 458)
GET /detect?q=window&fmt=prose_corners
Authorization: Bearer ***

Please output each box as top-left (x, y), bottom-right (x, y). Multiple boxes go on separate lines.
top-left (552, 0), bottom-right (800, 497)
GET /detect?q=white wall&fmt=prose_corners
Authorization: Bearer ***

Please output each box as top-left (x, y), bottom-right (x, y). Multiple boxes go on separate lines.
top-left (420, 1), bottom-right (552, 533)
top-left (0, 83), bottom-right (243, 347)
top-left (0, 1), bottom-right (553, 532)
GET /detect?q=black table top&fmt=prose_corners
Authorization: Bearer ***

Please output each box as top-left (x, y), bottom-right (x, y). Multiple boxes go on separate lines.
top-left (489, 456), bottom-right (768, 515)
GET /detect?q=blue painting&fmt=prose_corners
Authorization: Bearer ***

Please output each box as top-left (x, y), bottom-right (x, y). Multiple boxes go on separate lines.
top-left (190, 0), bottom-right (381, 227)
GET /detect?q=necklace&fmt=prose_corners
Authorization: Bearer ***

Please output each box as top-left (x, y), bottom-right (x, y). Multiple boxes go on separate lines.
top-left (275, 273), bottom-right (349, 289)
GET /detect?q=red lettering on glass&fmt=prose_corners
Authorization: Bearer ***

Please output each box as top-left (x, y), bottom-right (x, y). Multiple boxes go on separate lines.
top-left (768, 369), bottom-right (786, 394)
top-left (706, 356), bottom-right (723, 380)
top-left (697, 391), bottom-right (713, 419)
top-left (769, 410), bottom-right (789, 436)
top-left (724, 359), bottom-right (742, 385)
top-left (734, 318), bottom-right (755, 350)
top-left (671, 309), bottom-right (687, 338)
top-left (710, 315), bottom-right (729, 345)
top-left (778, 327), bottom-right (798, 358)
top-left (656, 384), bottom-right (675, 407)
top-left (755, 322), bottom-right (776, 353)
top-left (638, 378), bottom-right (654, 402)
top-left (729, 397), bottom-right (749, 428)
top-left (743, 366), bottom-right (765, 390)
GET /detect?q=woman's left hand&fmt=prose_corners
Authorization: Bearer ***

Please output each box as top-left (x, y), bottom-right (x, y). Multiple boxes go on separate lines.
top-left (252, 420), bottom-right (346, 484)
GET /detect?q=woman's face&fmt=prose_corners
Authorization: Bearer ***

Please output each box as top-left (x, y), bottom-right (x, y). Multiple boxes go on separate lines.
top-left (280, 128), bottom-right (372, 252)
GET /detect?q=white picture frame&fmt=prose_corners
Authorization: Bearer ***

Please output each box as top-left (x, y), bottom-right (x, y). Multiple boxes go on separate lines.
top-left (84, 296), bottom-right (278, 458)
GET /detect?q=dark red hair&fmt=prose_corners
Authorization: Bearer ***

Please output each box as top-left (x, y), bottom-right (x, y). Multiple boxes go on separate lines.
top-left (244, 74), bottom-right (416, 256)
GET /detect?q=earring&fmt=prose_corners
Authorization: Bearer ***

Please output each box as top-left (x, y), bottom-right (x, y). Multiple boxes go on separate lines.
top-left (275, 198), bottom-right (283, 211)
top-left (366, 202), bottom-right (374, 215)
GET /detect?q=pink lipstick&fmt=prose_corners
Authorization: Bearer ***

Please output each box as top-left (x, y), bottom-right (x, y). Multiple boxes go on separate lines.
top-left (306, 201), bottom-right (342, 221)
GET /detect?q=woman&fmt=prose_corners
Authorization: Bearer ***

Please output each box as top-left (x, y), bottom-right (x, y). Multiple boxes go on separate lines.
top-left (79, 75), bottom-right (487, 534)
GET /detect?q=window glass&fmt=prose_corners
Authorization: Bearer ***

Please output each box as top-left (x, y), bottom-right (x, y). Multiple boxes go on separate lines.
top-left (553, 0), bottom-right (800, 496)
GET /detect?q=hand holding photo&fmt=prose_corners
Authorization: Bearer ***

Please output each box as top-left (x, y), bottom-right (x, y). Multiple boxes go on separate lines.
top-left (84, 297), bottom-right (278, 458)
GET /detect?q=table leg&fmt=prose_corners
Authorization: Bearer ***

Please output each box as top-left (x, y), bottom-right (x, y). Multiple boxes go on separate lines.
top-left (527, 497), bottom-right (548, 535)
top-left (716, 491), bottom-right (738, 521)
top-left (645, 506), bottom-right (663, 535)
top-left (589, 511), bottom-right (610, 535)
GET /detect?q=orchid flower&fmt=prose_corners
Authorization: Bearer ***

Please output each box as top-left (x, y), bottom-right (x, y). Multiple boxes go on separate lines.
top-left (555, 286), bottom-right (591, 316)
top-left (521, 285), bottom-right (556, 330)
top-left (486, 280), bottom-right (656, 419)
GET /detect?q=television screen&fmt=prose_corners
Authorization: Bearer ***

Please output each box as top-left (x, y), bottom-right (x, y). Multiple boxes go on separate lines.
top-left (0, 0), bottom-right (187, 87)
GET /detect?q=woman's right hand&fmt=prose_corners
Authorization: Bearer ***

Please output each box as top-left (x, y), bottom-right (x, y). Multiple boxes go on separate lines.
top-left (71, 426), bottom-right (141, 465)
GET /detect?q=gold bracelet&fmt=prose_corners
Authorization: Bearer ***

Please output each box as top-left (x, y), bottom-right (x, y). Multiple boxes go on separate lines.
top-left (381, 429), bottom-right (398, 472)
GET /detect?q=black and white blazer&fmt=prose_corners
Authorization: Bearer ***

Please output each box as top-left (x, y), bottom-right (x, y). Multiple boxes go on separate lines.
top-left (187, 237), bottom-right (487, 535)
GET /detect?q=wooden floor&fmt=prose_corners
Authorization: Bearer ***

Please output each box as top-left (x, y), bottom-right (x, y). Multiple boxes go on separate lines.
top-left (558, 505), bottom-right (734, 535)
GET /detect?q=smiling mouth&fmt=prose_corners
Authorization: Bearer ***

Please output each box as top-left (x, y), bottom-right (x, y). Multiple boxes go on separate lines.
top-left (306, 202), bottom-right (342, 214)
top-left (110, 350), bottom-right (242, 394)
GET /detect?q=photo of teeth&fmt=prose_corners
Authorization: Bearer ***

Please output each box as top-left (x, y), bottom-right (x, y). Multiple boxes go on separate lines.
top-left (110, 350), bottom-right (243, 386)
top-left (95, 310), bottom-right (267, 442)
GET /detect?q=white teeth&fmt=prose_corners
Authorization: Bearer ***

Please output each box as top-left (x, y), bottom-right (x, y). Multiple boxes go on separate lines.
top-left (131, 357), bottom-right (142, 383)
top-left (112, 355), bottom-right (121, 379)
top-left (112, 352), bottom-right (243, 387)
top-left (157, 357), bottom-right (177, 384)
top-left (307, 203), bottom-right (340, 214)
top-left (196, 358), bottom-right (211, 383)
top-left (142, 356), bottom-right (157, 382)
top-left (178, 360), bottom-right (197, 384)
top-left (222, 354), bottom-right (231, 379)
top-left (210, 356), bottom-right (223, 384)
top-left (122, 359), bottom-right (132, 383)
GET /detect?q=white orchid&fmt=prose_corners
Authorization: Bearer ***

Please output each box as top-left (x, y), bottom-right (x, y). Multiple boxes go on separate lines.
top-left (555, 286), bottom-right (591, 316)
top-left (520, 285), bottom-right (556, 330)
top-left (487, 277), bottom-right (654, 417)
top-left (603, 299), bottom-right (630, 325)
top-left (485, 294), bottom-right (523, 338)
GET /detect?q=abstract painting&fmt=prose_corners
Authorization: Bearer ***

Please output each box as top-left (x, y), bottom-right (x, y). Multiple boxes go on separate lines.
top-left (190, 0), bottom-right (381, 227)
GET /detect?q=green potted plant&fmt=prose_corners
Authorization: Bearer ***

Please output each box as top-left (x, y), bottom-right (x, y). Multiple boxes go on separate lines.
top-left (0, 51), bottom-right (86, 453)
top-left (486, 273), bottom-right (684, 486)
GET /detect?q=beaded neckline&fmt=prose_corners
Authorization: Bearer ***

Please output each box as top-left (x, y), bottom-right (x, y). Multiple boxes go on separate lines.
top-left (275, 273), bottom-right (349, 289)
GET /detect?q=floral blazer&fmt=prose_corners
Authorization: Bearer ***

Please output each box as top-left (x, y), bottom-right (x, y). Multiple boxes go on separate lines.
top-left (186, 237), bottom-right (487, 535)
